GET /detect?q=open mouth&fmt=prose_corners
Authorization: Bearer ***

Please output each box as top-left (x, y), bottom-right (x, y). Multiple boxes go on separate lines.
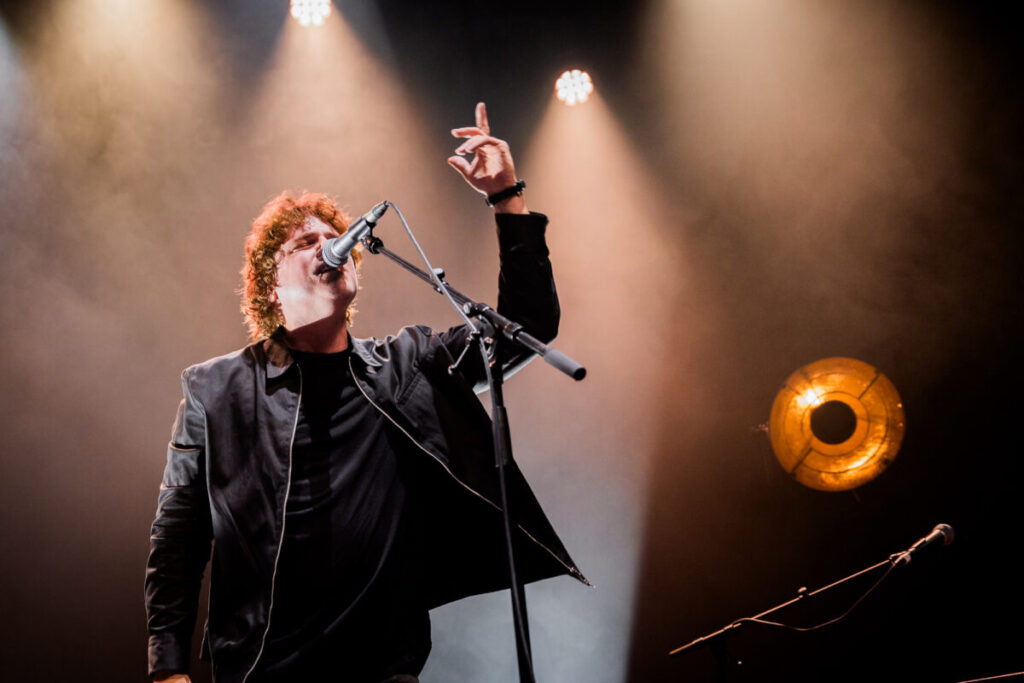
top-left (314, 262), bottom-right (338, 276)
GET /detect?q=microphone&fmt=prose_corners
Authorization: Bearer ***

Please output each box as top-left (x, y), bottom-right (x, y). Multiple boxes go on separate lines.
top-left (322, 201), bottom-right (388, 268)
top-left (896, 523), bottom-right (954, 565)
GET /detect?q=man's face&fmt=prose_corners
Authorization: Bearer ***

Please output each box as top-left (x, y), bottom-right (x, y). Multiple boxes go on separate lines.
top-left (274, 216), bottom-right (358, 330)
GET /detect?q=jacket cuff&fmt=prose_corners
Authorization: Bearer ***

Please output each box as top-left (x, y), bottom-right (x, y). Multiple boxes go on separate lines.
top-left (496, 211), bottom-right (549, 255)
top-left (148, 631), bottom-right (190, 678)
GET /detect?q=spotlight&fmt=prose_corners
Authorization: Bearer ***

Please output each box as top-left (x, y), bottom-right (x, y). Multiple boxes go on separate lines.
top-left (555, 69), bottom-right (594, 106)
top-left (290, 0), bottom-right (331, 27)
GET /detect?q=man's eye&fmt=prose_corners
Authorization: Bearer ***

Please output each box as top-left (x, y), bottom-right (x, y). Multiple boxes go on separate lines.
top-left (291, 241), bottom-right (316, 253)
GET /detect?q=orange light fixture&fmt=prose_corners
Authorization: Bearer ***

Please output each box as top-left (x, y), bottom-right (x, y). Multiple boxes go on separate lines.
top-left (769, 357), bottom-right (905, 491)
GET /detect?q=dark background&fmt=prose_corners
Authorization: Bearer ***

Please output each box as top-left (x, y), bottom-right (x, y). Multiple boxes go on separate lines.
top-left (0, 1), bottom-right (1020, 681)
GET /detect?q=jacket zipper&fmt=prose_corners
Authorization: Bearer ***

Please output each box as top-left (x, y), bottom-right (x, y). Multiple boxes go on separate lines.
top-left (349, 356), bottom-right (589, 585)
top-left (241, 364), bottom-right (303, 683)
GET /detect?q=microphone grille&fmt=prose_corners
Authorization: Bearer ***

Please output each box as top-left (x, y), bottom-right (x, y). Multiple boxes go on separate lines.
top-left (936, 523), bottom-right (955, 546)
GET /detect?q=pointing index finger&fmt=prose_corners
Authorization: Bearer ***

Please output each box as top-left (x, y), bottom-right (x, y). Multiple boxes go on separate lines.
top-left (476, 102), bottom-right (489, 135)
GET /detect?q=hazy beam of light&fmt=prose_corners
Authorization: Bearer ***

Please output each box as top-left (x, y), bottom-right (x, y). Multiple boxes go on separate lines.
top-left (236, 10), bottom-right (442, 209)
top-left (0, 0), bottom-right (267, 678)
top-left (3, 0), bottom-right (246, 378)
top-left (640, 0), bottom-right (970, 252)
top-left (234, 9), bottom-right (480, 336)
top-left (634, 0), bottom-right (984, 417)
top-left (511, 92), bottom-right (703, 683)
top-left (5, 0), bottom-right (256, 358)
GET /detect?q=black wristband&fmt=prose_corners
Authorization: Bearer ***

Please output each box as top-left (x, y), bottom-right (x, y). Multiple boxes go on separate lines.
top-left (485, 179), bottom-right (526, 207)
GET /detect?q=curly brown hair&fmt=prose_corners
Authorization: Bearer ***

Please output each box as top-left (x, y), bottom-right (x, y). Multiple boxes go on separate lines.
top-left (241, 191), bottom-right (363, 340)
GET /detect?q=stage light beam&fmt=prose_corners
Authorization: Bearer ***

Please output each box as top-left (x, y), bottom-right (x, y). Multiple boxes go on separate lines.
top-left (555, 69), bottom-right (594, 106)
top-left (291, 0), bottom-right (331, 27)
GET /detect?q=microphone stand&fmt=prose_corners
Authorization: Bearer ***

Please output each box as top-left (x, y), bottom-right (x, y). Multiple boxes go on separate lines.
top-left (362, 231), bottom-right (585, 683)
top-left (362, 234), bottom-right (586, 381)
top-left (669, 525), bottom-right (953, 673)
top-left (668, 557), bottom-right (893, 658)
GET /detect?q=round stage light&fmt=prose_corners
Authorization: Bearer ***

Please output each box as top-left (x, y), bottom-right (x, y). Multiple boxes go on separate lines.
top-left (290, 0), bottom-right (331, 27)
top-left (555, 69), bottom-right (594, 106)
top-left (769, 357), bottom-right (905, 491)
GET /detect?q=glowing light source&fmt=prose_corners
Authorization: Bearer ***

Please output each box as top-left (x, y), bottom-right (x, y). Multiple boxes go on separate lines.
top-left (290, 0), bottom-right (331, 27)
top-left (769, 357), bottom-right (906, 492)
top-left (555, 69), bottom-right (593, 106)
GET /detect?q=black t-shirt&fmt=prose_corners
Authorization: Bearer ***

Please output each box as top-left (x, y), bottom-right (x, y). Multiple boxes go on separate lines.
top-left (254, 348), bottom-right (430, 682)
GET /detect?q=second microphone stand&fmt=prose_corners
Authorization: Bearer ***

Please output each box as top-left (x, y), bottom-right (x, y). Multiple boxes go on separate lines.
top-left (668, 524), bottom-right (954, 678)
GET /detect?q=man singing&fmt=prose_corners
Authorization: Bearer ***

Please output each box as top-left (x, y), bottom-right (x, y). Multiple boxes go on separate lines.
top-left (145, 103), bottom-right (586, 683)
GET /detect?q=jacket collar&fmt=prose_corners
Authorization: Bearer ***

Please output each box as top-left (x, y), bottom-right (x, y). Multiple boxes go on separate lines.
top-left (262, 327), bottom-right (382, 383)
top-left (348, 335), bottom-right (383, 369)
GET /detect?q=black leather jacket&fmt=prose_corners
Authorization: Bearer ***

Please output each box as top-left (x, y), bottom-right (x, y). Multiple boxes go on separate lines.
top-left (144, 213), bottom-right (588, 683)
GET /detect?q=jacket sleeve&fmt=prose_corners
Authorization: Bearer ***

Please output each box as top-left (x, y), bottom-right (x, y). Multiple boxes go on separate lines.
top-left (144, 372), bottom-right (213, 677)
top-left (438, 211), bottom-right (560, 391)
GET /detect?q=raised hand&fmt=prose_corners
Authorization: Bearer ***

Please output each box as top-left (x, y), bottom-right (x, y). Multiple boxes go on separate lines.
top-left (448, 102), bottom-right (527, 214)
